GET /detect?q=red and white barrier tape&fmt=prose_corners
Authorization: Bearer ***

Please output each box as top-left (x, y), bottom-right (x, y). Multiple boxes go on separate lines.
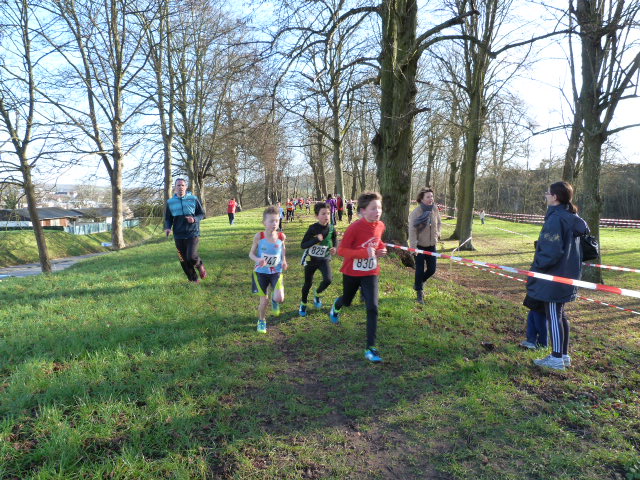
top-left (456, 260), bottom-right (640, 316)
top-left (385, 243), bottom-right (640, 299)
top-left (583, 263), bottom-right (640, 273)
top-left (488, 227), bottom-right (640, 274)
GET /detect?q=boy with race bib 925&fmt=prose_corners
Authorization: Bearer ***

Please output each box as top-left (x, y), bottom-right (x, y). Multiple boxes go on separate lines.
top-left (299, 202), bottom-right (337, 317)
top-left (329, 192), bottom-right (387, 362)
top-left (249, 206), bottom-right (288, 333)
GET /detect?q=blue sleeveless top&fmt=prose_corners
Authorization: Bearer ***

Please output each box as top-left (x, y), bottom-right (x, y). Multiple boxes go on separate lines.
top-left (255, 232), bottom-right (284, 274)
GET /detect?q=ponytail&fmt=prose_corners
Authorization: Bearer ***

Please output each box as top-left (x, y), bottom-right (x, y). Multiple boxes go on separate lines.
top-left (549, 181), bottom-right (578, 213)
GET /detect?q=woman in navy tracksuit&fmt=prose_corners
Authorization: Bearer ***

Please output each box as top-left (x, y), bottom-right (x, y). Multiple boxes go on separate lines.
top-left (526, 181), bottom-right (588, 370)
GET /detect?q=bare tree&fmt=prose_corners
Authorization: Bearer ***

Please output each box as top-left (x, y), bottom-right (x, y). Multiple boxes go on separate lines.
top-left (0, 0), bottom-right (52, 271)
top-left (270, 0), bottom-right (378, 199)
top-left (42, 0), bottom-right (153, 250)
top-left (571, 0), bottom-right (640, 281)
top-left (171, 1), bottom-right (257, 207)
top-left (138, 0), bottom-right (177, 203)
top-left (374, 1), bottom-right (479, 245)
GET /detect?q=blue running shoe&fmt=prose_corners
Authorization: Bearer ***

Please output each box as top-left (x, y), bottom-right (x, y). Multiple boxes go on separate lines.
top-left (313, 291), bottom-right (322, 308)
top-left (271, 299), bottom-right (281, 317)
top-left (299, 303), bottom-right (307, 317)
top-left (257, 320), bottom-right (267, 333)
top-left (329, 301), bottom-right (340, 324)
top-left (364, 347), bottom-right (382, 363)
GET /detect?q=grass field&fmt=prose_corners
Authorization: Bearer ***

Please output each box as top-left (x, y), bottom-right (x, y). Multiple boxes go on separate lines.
top-left (1, 209), bottom-right (638, 479)
top-left (0, 224), bottom-right (162, 268)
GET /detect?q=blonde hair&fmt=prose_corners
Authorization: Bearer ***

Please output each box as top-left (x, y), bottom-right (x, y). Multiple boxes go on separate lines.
top-left (263, 206), bottom-right (279, 220)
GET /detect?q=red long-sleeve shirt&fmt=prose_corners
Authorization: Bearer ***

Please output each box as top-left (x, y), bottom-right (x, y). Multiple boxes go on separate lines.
top-left (338, 217), bottom-right (386, 276)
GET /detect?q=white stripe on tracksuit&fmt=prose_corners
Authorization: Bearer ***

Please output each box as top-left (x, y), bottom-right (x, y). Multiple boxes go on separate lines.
top-left (545, 302), bottom-right (567, 357)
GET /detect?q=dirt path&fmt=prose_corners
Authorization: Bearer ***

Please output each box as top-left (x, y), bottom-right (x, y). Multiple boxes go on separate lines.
top-left (267, 322), bottom-right (451, 479)
top-left (0, 252), bottom-right (110, 279)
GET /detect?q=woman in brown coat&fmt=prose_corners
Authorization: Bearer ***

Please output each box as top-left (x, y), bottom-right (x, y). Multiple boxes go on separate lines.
top-left (408, 188), bottom-right (442, 303)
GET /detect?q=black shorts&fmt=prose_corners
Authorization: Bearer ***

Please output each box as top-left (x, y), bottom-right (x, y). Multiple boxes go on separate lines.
top-left (252, 271), bottom-right (283, 296)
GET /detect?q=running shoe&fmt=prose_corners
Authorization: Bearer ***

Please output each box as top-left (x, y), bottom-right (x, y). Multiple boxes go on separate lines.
top-left (329, 301), bottom-right (340, 324)
top-left (364, 347), bottom-right (382, 363)
top-left (313, 290), bottom-right (322, 308)
top-left (197, 264), bottom-right (208, 280)
top-left (271, 299), bottom-right (281, 317)
top-left (533, 355), bottom-right (565, 370)
top-left (257, 320), bottom-right (267, 333)
top-left (563, 355), bottom-right (571, 367)
top-left (519, 340), bottom-right (537, 350)
top-left (299, 303), bottom-right (307, 317)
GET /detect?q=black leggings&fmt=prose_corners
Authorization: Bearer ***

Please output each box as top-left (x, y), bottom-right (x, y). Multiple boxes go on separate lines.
top-left (414, 244), bottom-right (437, 291)
top-left (175, 237), bottom-right (202, 282)
top-left (334, 274), bottom-right (379, 348)
top-left (301, 261), bottom-right (333, 303)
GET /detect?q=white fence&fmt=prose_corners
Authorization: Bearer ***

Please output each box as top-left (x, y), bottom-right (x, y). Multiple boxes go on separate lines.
top-left (0, 221), bottom-right (32, 228)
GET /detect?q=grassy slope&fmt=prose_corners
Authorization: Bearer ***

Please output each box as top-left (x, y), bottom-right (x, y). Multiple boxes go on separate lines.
top-left (0, 225), bottom-right (162, 268)
top-left (0, 210), bottom-right (638, 479)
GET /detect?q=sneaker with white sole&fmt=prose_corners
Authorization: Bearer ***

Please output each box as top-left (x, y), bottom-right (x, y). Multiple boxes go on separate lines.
top-left (520, 340), bottom-right (537, 350)
top-left (364, 347), bottom-right (382, 363)
top-left (563, 355), bottom-right (571, 367)
top-left (533, 355), bottom-right (565, 370)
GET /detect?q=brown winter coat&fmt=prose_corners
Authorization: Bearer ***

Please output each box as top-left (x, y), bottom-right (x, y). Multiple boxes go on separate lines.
top-left (408, 204), bottom-right (442, 248)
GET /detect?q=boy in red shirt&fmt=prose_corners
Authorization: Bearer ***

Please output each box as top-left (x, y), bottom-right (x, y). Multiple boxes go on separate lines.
top-left (227, 197), bottom-right (238, 225)
top-left (329, 192), bottom-right (387, 362)
top-left (286, 199), bottom-right (295, 222)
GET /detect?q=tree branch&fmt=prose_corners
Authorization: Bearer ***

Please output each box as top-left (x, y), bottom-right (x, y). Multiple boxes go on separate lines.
top-left (490, 29), bottom-right (573, 58)
top-left (416, 9), bottom-right (479, 49)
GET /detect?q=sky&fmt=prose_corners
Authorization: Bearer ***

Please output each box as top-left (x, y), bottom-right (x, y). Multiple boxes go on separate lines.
top-left (29, 0), bottom-right (640, 187)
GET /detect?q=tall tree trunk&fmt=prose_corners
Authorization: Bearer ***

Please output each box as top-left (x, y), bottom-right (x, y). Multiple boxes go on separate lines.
top-left (446, 102), bottom-right (462, 213)
top-left (446, 152), bottom-right (459, 214)
top-left (317, 132), bottom-right (328, 198)
top-left (21, 159), bottom-right (52, 273)
top-left (425, 137), bottom-right (436, 187)
top-left (110, 133), bottom-right (125, 249)
top-left (452, 91), bottom-right (484, 249)
top-left (577, 0), bottom-right (604, 282)
top-left (359, 131), bottom-right (368, 192)
top-left (151, 0), bottom-right (174, 204)
top-left (229, 146), bottom-right (240, 200)
top-left (331, 103), bottom-right (344, 196)
top-left (351, 162), bottom-right (358, 199)
top-left (375, 0), bottom-right (419, 245)
top-left (562, 112), bottom-right (582, 184)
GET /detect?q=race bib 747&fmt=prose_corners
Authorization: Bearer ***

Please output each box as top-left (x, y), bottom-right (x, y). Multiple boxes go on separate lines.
top-left (261, 254), bottom-right (280, 267)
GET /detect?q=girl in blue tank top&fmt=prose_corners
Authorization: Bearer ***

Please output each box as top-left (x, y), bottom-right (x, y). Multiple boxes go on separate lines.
top-left (249, 206), bottom-right (288, 333)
